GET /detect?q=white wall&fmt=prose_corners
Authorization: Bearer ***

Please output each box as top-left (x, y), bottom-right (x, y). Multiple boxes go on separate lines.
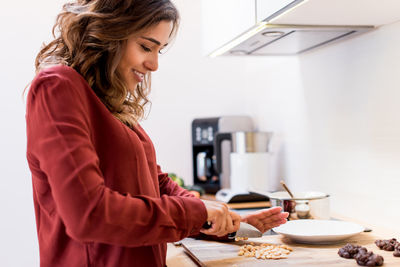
top-left (239, 21), bottom-right (400, 232)
top-left (1, 1), bottom-right (67, 266)
top-left (2, 0), bottom-right (400, 266)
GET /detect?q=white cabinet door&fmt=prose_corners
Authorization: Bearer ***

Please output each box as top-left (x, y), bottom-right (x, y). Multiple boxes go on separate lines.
top-left (256, 0), bottom-right (298, 22)
top-left (268, 0), bottom-right (400, 26)
top-left (201, 0), bottom-right (256, 56)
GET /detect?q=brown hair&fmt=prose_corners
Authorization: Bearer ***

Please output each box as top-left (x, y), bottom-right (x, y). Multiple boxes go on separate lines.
top-left (35, 0), bottom-right (179, 127)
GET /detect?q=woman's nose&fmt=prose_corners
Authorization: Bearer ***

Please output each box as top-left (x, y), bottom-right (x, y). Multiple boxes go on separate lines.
top-left (144, 54), bottom-right (158, 72)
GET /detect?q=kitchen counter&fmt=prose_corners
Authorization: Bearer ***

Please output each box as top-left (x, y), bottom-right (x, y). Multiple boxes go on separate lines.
top-left (166, 213), bottom-right (400, 267)
top-left (200, 194), bottom-right (270, 210)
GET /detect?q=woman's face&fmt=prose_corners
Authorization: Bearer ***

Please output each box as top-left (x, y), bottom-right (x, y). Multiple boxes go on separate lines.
top-left (117, 21), bottom-right (173, 91)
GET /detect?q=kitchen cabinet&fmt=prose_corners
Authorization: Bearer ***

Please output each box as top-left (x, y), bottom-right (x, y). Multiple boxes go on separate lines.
top-left (256, 0), bottom-right (298, 22)
top-left (270, 0), bottom-right (400, 26)
top-left (200, 0), bottom-right (256, 56)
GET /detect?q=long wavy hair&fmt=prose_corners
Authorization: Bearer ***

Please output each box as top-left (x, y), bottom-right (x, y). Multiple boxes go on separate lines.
top-left (35, 0), bottom-right (179, 127)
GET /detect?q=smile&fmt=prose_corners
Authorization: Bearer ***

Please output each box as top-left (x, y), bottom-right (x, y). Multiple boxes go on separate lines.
top-left (132, 69), bottom-right (145, 82)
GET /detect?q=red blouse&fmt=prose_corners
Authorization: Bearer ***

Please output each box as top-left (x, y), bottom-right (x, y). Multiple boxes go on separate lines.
top-left (26, 65), bottom-right (207, 267)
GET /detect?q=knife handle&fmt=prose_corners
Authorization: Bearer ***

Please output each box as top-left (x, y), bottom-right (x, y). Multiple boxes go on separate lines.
top-left (202, 221), bottom-right (211, 229)
top-left (202, 222), bottom-right (236, 240)
top-left (227, 232), bottom-right (236, 239)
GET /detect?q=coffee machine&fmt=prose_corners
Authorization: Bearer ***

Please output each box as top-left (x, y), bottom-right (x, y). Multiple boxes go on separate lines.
top-left (192, 116), bottom-right (254, 194)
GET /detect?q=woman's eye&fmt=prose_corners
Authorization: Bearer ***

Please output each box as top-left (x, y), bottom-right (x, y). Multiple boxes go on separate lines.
top-left (140, 45), bottom-right (151, 52)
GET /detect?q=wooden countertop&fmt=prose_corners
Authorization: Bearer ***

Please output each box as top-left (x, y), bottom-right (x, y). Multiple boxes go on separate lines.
top-left (166, 206), bottom-right (400, 267)
top-left (167, 231), bottom-right (400, 267)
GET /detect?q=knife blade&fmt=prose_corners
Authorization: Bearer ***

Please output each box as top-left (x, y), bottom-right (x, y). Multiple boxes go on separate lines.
top-left (235, 222), bottom-right (263, 238)
top-left (202, 221), bottom-right (262, 239)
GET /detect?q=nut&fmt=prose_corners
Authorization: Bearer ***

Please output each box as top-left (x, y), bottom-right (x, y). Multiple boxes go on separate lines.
top-left (238, 243), bottom-right (292, 260)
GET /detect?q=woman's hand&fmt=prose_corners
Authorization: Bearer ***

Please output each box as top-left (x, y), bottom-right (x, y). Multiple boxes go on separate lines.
top-left (241, 207), bottom-right (289, 233)
top-left (200, 200), bottom-right (241, 237)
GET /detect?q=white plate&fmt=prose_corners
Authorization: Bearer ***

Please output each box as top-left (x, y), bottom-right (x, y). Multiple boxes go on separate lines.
top-left (273, 220), bottom-right (365, 244)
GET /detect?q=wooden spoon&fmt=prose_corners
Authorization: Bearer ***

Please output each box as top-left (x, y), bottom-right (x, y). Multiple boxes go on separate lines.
top-left (280, 180), bottom-right (294, 199)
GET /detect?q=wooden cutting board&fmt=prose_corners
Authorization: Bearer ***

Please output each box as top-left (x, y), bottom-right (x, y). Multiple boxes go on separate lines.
top-left (179, 232), bottom-right (400, 267)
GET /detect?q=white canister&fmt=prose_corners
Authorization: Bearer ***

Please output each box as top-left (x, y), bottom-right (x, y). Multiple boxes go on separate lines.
top-left (229, 152), bottom-right (272, 193)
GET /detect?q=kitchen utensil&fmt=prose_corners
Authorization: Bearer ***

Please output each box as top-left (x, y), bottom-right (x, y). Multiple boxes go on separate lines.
top-left (280, 181), bottom-right (310, 219)
top-left (273, 219), bottom-right (365, 244)
top-left (267, 191), bottom-right (330, 220)
top-left (202, 221), bottom-right (262, 239)
top-left (235, 222), bottom-right (263, 238)
top-left (280, 180), bottom-right (294, 198)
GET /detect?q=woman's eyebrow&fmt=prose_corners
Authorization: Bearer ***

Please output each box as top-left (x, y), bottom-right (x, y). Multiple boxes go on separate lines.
top-left (140, 36), bottom-right (168, 47)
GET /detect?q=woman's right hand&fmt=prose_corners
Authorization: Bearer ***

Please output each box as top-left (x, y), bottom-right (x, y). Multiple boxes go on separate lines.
top-left (199, 200), bottom-right (240, 237)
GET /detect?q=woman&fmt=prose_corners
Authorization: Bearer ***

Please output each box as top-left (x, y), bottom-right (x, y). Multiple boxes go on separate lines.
top-left (26, 0), bottom-right (288, 266)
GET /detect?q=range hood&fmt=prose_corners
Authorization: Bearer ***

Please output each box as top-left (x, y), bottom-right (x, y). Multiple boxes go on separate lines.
top-left (210, 23), bottom-right (373, 56)
top-left (209, 0), bottom-right (400, 57)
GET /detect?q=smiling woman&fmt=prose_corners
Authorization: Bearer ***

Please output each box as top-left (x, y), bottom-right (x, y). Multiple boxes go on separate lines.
top-left (25, 1), bottom-right (288, 267)
top-left (35, 0), bottom-right (179, 128)
top-left (117, 21), bottom-right (173, 93)
top-left (25, 1), bottom-right (248, 267)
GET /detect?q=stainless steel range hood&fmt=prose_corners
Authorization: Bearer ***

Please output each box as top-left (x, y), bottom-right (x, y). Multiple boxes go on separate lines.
top-left (210, 23), bottom-right (373, 57)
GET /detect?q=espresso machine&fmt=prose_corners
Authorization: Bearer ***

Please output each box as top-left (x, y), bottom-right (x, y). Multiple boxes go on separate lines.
top-left (192, 116), bottom-right (254, 194)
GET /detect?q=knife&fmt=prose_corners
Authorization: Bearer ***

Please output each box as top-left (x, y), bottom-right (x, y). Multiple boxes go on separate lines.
top-left (202, 221), bottom-right (262, 239)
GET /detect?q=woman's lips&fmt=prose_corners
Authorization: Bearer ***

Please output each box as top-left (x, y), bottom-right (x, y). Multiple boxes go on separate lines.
top-left (132, 69), bottom-right (144, 82)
